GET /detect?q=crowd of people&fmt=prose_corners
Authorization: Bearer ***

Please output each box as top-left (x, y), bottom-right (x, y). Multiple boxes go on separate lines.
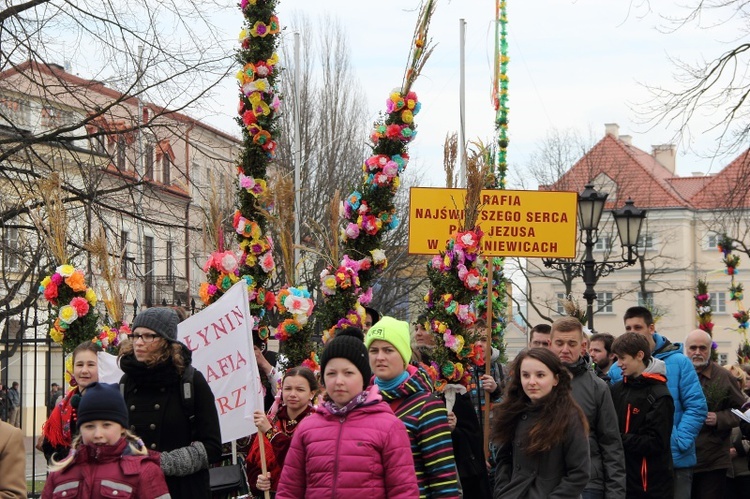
top-left (3, 304), bottom-right (750, 498)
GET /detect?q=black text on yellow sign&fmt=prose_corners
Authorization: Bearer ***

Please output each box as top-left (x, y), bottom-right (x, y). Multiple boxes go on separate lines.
top-left (408, 188), bottom-right (578, 257)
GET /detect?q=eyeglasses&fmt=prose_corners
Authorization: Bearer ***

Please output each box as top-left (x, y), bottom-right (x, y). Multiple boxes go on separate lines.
top-left (126, 333), bottom-right (159, 344)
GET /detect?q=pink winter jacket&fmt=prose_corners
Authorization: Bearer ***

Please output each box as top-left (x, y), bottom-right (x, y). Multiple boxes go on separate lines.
top-left (275, 386), bottom-right (420, 499)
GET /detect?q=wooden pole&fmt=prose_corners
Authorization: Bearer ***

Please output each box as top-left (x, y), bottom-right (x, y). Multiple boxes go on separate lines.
top-left (258, 433), bottom-right (271, 499)
top-left (483, 259), bottom-right (494, 458)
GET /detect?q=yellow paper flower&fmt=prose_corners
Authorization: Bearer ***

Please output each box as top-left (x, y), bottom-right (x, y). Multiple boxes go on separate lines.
top-left (85, 287), bottom-right (98, 306)
top-left (322, 275), bottom-right (337, 290)
top-left (238, 29), bottom-right (248, 41)
top-left (50, 327), bottom-right (64, 344)
top-left (41, 276), bottom-right (51, 288)
top-left (59, 305), bottom-right (78, 324)
top-left (57, 264), bottom-right (75, 277)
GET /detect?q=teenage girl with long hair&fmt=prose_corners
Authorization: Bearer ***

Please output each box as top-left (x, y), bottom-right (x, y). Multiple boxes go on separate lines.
top-left (247, 366), bottom-right (319, 496)
top-left (491, 347), bottom-right (590, 498)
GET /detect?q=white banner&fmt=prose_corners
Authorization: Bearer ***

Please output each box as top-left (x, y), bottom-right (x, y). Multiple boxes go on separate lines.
top-left (177, 282), bottom-right (263, 443)
top-left (97, 352), bottom-right (124, 384)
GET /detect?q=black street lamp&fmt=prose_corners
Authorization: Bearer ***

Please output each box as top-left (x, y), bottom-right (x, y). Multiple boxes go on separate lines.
top-left (543, 183), bottom-right (647, 331)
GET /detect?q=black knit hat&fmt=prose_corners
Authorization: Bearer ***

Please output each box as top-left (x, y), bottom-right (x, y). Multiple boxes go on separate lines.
top-left (320, 331), bottom-right (371, 388)
top-left (132, 307), bottom-right (179, 342)
top-left (77, 382), bottom-right (129, 429)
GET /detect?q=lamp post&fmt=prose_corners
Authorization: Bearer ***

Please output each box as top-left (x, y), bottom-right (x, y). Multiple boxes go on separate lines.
top-left (543, 183), bottom-right (647, 331)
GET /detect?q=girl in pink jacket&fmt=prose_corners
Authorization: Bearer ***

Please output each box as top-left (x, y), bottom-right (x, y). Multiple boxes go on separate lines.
top-left (276, 330), bottom-right (420, 498)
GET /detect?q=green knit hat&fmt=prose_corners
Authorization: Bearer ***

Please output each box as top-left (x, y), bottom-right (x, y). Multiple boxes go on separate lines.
top-left (365, 316), bottom-right (412, 368)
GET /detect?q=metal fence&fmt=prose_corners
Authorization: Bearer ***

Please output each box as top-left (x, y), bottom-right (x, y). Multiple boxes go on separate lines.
top-left (0, 301), bottom-right (62, 497)
top-left (0, 298), bottom-right (196, 497)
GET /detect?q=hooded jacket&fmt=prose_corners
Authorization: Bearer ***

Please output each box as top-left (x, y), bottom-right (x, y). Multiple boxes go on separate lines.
top-left (611, 357), bottom-right (674, 498)
top-left (609, 333), bottom-right (708, 468)
top-left (41, 438), bottom-right (170, 499)
top-left (275, 385), bottom-right (419, 499)
top-left (378, 365), bottom-right (459, 498)
top-left (567, 356), bottom-right (626, 498)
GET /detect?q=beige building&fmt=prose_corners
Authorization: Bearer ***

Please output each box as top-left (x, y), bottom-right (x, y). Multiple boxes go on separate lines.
top-left (0, 60), bottom-right (240, 433)
top-left (526, 124), bottom-right (750, 365)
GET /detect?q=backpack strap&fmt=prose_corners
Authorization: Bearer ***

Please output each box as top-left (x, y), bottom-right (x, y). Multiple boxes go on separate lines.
top-left (180, 365), bottom-right (198, 441)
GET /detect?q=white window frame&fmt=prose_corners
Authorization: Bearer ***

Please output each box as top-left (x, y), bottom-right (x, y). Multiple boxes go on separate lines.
top-left (709, 292), bottom-right (726, 314)
top-left (705, 232), bottom-right (720, 250)
top-left (3, 223), bottom-right (19, 270)
top-left (596, 292), bottom-right (614, 313)
top-left (637, 234), bottom-right (654, 251)
top-left (556, 292), bottom-right (566, 315)
top-left (593, 234), bottom-right (612, 252)
top-left (638, 291), bottom-right (654, 309)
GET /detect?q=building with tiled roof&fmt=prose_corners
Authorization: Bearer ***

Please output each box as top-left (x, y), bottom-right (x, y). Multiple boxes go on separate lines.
top-left (527, 123), bottom-right (750, 364)
top-left (0, 60), bottom-right (241, 433)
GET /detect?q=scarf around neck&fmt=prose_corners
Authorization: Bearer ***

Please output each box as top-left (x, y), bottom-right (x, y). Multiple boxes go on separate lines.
top-left (324, 390), bottom-right (370, 416)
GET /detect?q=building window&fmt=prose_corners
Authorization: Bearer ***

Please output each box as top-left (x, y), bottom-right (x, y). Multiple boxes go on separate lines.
top-left (116, 137), bottom-right (126, 170)
top-left (596, 292), bottom-right (614, 313)
top-left (637, 234), bottom-right (654, 251)
top-left (719, 353), bottom-right (728, 366)
top-left (594, 235), bottom-right (612, 251)
top-left (145, 144), bottom-right (154, 179)
top-left (144, 236), bottom-right (154, 306)
top-left (638, 291), bottom-right (654, 309)
top-left (120, 230), bottom-right (129, 278)
top-left (709, 292), bottom-right (726, 313)
top-left (2, 224), bottom-right (19, 270)
top-left (91, 133), bottom-right (106, 155)
top-left (166, 241), bottom-right (173, 280)
top-left (556, 292), bottom-right (566, 315)
top-left (162, 154), bottom-right (171, 185)
top-left (706, 233), bottom-right (719, 250)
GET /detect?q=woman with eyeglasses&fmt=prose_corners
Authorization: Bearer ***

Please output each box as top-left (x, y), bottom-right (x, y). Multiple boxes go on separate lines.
top-left (37, 340), bottom-right (102, 462)
top-left (118, 307), bottom-right (222, 499)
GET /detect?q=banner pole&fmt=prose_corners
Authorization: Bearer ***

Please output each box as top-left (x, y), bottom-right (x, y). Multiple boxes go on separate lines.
top-left (258, 434), bottom-right (271, 499)
top-left (484, 259), bottom-right (493, 459)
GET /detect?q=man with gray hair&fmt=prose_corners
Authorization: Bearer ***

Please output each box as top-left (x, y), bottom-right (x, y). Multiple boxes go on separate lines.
top-left (685, 329), bottom-right (746, 498)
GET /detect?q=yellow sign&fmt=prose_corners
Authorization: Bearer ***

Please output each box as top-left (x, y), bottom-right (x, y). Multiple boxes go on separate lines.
top-left (408, 188), bottom-right (578, 257)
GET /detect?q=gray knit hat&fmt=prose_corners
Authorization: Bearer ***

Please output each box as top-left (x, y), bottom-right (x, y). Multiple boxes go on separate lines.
top-left (132, 307), bottom-right (179, 342)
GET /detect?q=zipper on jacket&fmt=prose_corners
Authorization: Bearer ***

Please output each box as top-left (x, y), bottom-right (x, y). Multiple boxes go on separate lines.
top-left (332, 416), bottom-right (346, 497)
top-left (625, 403), bottom-right (631, 433)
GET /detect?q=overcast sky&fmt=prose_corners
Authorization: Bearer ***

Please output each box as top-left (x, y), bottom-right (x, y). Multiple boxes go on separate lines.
top-left (201, 0), bottom-right (742, 188)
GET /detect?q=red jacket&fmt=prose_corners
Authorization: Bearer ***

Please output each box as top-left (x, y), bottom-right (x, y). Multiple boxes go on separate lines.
top-left (276, 386), bottom-right (419, 499)
top-left (42, 439), bottom-right (170, 499)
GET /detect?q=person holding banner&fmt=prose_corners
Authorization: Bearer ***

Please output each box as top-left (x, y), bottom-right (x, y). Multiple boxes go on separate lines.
top-left (276, 330), bottom-right (419, 498)
top-left (118, 307), bottom-right (222, 499)
top-left (38, 340), bottom-right (102, 462)
top-left (365, 316), bottom-right (459, 498)
top-left (490, 347), bottom-right (590, 498)
top-left (247, 366), bottom-right (319, 496)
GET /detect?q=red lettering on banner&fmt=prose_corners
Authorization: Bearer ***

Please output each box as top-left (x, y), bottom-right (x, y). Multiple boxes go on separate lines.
top-left (183, 305), bottom-right (245, 351)
top-left (205, 350), bottom-right (248, 383)
top-left (216, 386), bottom-right (248, 415)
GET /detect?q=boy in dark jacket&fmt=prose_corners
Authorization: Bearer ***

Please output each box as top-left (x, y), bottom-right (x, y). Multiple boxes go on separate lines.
top-left (611, 332), bottom-right (675, 498)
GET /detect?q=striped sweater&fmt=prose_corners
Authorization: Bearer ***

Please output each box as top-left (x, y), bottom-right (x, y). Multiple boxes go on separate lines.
top-left (378, 365), bottom-right (460, 499)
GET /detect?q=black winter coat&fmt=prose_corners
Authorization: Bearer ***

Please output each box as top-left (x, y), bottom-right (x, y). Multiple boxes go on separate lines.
top-left (611, 368), bottom-right (674, 498)
top-left (120, 348), bottom-right (222, 498)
